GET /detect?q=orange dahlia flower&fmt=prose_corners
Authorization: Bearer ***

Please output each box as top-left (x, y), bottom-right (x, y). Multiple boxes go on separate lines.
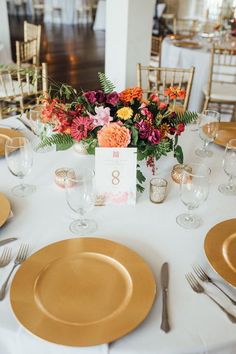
top-left (164, 86), bottom-right (186, 100)
top-left (119, 87), bottom-right (143, 103)
top-left (98, 123), bottom-right (131, 148)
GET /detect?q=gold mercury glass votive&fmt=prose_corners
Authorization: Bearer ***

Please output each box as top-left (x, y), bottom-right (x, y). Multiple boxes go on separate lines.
top-left (149, 178), bottom-right (168, 203)
top-left (171, 164), bottom-right (192, 184)
top-left (54, 168), bottom-right (76, 188)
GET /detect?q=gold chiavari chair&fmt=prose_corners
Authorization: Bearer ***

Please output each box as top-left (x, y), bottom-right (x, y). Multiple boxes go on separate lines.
top-left (203, 45), bottom-right (236, 120)
top-left (0, 63), bottom-right (48, 119)
top-left (137, 64), bottom-right (195, 112)
top-left (24, 21), bottom-right (42, 65)
top-left (16, 39), bottom-right (38, 67)
top-left (150, 36), bottom-right (162, 68)
top-left (173, 18), bottom-right (200, 36)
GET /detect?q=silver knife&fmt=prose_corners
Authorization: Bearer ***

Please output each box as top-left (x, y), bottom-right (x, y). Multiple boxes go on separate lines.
top-left (160, 262), bottom-right (170, 333)
top-left (0, 238), bottom-right (17, 246)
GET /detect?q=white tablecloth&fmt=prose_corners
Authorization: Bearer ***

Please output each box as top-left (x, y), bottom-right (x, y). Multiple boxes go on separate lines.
top-left (161, 38), bottom-right (211, 112)
top-left (0, 116), bottom-right (236, 354)
top-left (0, 42), bottom-right (11, 65)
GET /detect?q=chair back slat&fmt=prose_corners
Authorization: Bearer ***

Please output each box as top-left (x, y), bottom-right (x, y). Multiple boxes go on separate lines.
top-left (16, 39), bottom-right (38, 66)
top-left (137, 64), bottom-right (195, 111)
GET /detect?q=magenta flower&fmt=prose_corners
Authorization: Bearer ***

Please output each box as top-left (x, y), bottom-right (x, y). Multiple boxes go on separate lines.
top-left (106, 92), bottom-right (119, 105)
top-left (90, 106), bottom-right (113, 127)
top-left (140, 106), bottom-right (153, 120)
top-left (95, 90), bottom-right (105, 103)
top-left (71, 116), bottom-right (94, 142)
top-left (135, 119), bottom-right (152, 139)
top-left (148, 128), bottom-right (161, 145)
top-left (84, 91), bottom-right (97, 104)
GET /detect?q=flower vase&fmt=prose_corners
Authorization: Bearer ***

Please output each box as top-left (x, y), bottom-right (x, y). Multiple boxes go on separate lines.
top-left (73, 141), bottom-right (89, 155)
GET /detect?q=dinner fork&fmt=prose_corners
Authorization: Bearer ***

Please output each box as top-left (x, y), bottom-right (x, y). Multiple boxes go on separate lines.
top-left (0, 244), bottom-right (29, 301)
top-left (0, 248), bottom-right (12, 268)
top-left (186, 272), bottom-right (236, 323)
top-left (193, 264), bottom-right (236, 306)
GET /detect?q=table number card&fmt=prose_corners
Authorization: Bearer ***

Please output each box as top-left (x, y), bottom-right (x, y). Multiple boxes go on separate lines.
top-left (95, 147), bottom-right (137, 205)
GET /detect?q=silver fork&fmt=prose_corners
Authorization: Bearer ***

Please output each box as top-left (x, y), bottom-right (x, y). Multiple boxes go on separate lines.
top-left (193, 264), bottom-right (236, 306)
top-left (0, 244), bottom-right (29, 301)
top-left (186, 272), bottom-right (236, 323)
top-left (0, 248), bottom-right (12, 268)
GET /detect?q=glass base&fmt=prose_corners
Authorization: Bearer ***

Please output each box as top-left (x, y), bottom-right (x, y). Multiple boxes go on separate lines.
top-left (218, 183), bottom-right (236, 196)
top-left (12, 184), bottom-right (36, 197)
top-left (195, 148), bottom-right (213, 158)
top-left (176, 213), bottom-right (201, 229)
top-left (69, 219), bottom-right (97, 235)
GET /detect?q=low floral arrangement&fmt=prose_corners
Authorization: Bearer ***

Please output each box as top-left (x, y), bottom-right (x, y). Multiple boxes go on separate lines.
top-left (38, 73), bottom-right (197, 191)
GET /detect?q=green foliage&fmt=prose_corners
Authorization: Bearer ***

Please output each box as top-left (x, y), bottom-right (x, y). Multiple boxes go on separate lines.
top-left (98, 72), bottom-right (115, 94)
top-left (136, 169), bottom-right (146, 193)
top-left (130, 126), bottom-right (139, 145)
top-left (174, 111), bottom-right (198, 125)
top-left (86, 138), bottom-right (98, 155)
top-left (37, 134), bottom-right (74, 151)
top-left (174, 145), bottom-right (184, 163)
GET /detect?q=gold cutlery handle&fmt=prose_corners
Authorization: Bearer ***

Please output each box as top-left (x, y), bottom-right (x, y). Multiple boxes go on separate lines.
top-left (206, 293), bottom-right (236, 323)
top-left (161, 289), bottom-right (170, 332)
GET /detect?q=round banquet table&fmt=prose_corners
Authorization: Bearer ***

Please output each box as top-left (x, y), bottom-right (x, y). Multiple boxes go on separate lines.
top-left (161, 38), bottom-right (212, 113)
top-left (0, 116), bottom-right (236, 354)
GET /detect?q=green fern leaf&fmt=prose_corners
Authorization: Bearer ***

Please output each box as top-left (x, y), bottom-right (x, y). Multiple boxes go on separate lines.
top-left (174, 111), bottom-right (198, 125)
top-left (37, 134), bottom-right (74, 151)
top-left (98, 72), bottom-right (115, 94)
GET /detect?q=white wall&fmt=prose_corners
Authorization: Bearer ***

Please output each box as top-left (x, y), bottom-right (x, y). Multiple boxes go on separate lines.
top-left (105, 0), bottom-right (155, 91)
top-left (0, 0), bottom-right (12, 63)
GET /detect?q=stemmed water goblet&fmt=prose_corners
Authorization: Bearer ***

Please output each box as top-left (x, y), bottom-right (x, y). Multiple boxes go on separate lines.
top-left (65, 168), bottom-right (97, 235)
top-left (195, 110), bottom-right (220, 158)
top-left (176, 163), bottom-right (211, 229)
top-left (5, 137), bottom-right (35, 197)
top-left (218, 139), bottom-right (236, 196)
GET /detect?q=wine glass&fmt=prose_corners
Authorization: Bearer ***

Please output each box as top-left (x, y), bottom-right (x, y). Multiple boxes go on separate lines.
top-left (218, 139), bottom-right (236, 196)
top-left (65, 168), bottom-right (97, 235)
top-left (5, 137), bottom-right (35, 197)
top-left (176, 163), bottom-right (211, 229)
top-left (30, 106), bottom-right (54, 153)
top-left (195, 110), bottom-right (220, 157)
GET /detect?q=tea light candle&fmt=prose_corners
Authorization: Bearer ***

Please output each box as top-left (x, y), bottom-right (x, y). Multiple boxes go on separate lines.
top-left (149, 178), bottom-right (168, 203)
top-left (54, 168), bottom-right (76, 188)
top-left (171, 164), bottom-right (192, 184)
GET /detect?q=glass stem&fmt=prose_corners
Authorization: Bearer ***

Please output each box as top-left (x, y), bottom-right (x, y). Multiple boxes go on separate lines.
top-left (185, 206), bottom-right (194, 222)
top-left (202, 140), bottom-right (209, 151)
top-left (228, 175), bottom-right (234, 190)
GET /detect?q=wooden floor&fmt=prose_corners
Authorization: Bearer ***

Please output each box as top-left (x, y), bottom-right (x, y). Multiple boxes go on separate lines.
top-left (9, 15), bottom-right (105, 91)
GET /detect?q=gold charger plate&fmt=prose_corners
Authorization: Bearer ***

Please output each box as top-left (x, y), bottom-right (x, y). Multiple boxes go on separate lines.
top-left (0, 193), bottom-right (11, 227)
top-left (168, 33), bottom-right (194, 40)
top-left (204, 219), bottom-right (236, 287)
top-left (214, 122), bottom-right (236, 147)
top-left (0, 127), bottom-right (24, 157)
top-left (10, 237), bottom-right (156, 346)
top-left (172, 40), bottom-right (201, 49)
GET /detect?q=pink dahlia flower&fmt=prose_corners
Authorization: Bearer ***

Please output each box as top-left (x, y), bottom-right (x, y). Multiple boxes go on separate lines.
top-left (71, 116), bottom-right (94, 142)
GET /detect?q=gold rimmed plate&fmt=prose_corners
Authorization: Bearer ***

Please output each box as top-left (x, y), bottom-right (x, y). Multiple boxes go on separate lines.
top-left (172, 40), bottom-right (201, 49)
top-left (0, 193), bottom-right (11, 228)
top-left (0, 127), bottom-right (24, 157)
top-left (204, 219), bottom-right (236, 287)
top-left (10, 237), bottom-right (156, 346)
top-left (214, 122), bottom-right (236, 147)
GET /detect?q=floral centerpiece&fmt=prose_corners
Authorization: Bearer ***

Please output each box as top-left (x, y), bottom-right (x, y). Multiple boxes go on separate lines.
top-left (38, 73), bottom-right (197, 191)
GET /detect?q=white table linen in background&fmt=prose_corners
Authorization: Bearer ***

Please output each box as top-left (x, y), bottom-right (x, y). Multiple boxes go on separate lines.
top-left (93, 0), bottom-right (105, 30)
top-left (0, 116), bottom-right (236, 354)
top-left (0, 43), bottom-right (11, 65)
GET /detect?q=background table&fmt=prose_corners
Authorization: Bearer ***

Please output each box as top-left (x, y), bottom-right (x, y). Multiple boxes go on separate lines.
top-left (0, 116), bottom-right (236, 354)
top-left (161, 38), bottom-right (211, 112)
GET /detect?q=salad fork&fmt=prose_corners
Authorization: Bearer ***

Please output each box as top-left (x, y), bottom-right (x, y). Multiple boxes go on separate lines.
top-left (0, 248), bottom-right (12, 268)
top-left (186, 272), bottom-right (236, 323)
top-left (193, 264), bottom-right (236, 306)
top-left (0, 244), bottom-right (29, 300)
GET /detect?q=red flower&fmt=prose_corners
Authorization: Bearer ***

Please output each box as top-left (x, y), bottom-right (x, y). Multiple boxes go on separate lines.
top-left (71, 116), bottom-right (94, 142)
top-left (176, 123), bottom-right (185, 136)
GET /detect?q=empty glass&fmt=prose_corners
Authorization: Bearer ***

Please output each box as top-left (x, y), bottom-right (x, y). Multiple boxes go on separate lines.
top-left (195, 110), bottom-right (220, 157)
top-left (5, 137), bottom-right (35, 197)
top-left (30, 106), bottom-right (54, 153)
top-left (65, 168), bottom-right (97, 235)
top-left (176, 163), bottom-right (210, 229)
top-left (218, 139), bottom-right (236, 196)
